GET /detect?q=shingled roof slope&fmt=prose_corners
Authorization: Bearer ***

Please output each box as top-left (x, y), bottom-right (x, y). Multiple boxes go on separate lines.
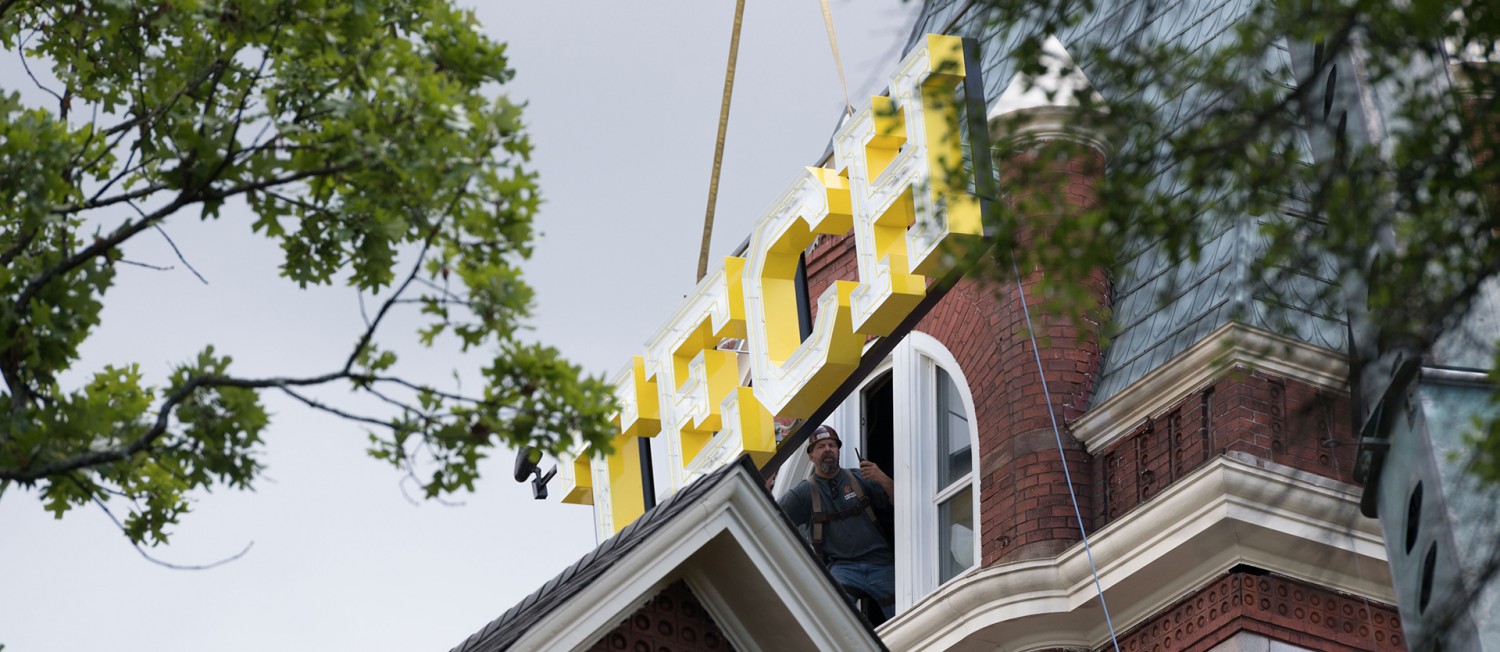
top-left (447, 459), bottom-right (745, 652)
top-left (448, 456), bottom-right (886, 652)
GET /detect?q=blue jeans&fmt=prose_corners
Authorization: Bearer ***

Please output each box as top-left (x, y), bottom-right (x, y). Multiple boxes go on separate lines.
top-left (829, 561), bottom-right (895, 619)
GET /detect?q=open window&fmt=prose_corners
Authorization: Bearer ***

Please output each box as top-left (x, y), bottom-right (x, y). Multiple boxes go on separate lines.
top-left (771, 331), bottom-right (979, 614)
top-left (860, 371), bottom-right (895, 484)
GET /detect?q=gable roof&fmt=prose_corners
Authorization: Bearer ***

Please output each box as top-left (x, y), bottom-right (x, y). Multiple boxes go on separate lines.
top-left (450, 456), bottom-right (887, 652)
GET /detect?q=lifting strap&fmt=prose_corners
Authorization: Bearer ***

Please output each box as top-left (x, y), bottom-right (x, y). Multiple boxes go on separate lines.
top-left (808, 470), bottom-right (880, 560)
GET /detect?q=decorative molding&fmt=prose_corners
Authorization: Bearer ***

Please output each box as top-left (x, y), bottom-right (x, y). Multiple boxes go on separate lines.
top-left (988, 35), bottom-right (1114, 160)
top-left (989, 104), bottom-right (1115, 162)
top-left (1072, 322), bottom-right (1349, 454)
top-left (878, 453), bottom-right (1392, 651)
top-left (1117, 573), bottom-right (1405, 651)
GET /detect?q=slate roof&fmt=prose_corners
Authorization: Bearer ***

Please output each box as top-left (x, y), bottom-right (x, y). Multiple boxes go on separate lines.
top-left (903, 0), bottom-right (1348, 403)
top-left (448, 456), bottom-right (886, 652)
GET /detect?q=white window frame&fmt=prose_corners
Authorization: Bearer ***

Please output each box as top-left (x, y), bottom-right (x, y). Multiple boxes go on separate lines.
top-left (895, 331), bottom-right (980, 608)
top-left (770, 332), bottom-right (980, 612)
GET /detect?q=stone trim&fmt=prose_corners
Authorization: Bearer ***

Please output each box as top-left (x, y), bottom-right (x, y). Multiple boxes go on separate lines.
top-left (878, 453), bottom-right (1391, 651)
top-left (1073, 322), bottom-right (1349, 455)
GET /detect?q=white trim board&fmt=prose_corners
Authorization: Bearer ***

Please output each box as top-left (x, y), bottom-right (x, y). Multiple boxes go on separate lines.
top-left (503, 466), bottom-right (883, 652)
top-left (878, 453), bottom-right (1392, 652)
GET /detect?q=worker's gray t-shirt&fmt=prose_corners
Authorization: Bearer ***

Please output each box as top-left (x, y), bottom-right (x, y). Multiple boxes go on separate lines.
top-left (777, 470), bottom-right (893, 564)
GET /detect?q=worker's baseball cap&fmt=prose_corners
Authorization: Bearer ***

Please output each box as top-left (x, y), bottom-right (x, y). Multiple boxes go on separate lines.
top-left (805, 425), bottom-right (841, 452)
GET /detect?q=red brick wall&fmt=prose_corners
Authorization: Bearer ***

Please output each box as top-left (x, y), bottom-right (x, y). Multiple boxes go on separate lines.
top-left (1460, 91), bottom-right (1498, 214)
top-left (792, 130), bottom-right (1385, 652)
top-left (1111, 570), bottom-right (1405, 651)
top-left (800, 138), bottom-right (1113, 566)
top-left (801, 136), bottom-right (1361, 591)
top-left (586, 580), bottom-right (734, 652)
top-left (975, 141), bottom-right (1111, 564)
top-left (1097, 372), bottom-right (1356, 526)
top-left (804, 230), bottom-right (857, 303)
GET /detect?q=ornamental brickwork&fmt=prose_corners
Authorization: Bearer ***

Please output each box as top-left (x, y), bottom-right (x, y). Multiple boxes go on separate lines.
top-left (1096, 372), bottom-right (1357, 528)
top-left (586, 580), bottom-right (734, 652)
top-left (1114, 570), bottom-right (1404, 652)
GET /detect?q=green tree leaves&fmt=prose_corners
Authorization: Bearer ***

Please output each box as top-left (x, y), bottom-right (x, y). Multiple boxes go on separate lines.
top-left (972, 0), bottom-right (1498, 479)
top-left (0, 0), bottom-right (616, 547)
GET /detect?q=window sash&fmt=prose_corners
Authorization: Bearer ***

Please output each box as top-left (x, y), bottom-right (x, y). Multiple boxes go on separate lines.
top-left (937, 485), bottom-right (975, 583)
top-left (934, 470), bottom-right (971, 503)
top-left (935, 367), bottom-right (972, 489)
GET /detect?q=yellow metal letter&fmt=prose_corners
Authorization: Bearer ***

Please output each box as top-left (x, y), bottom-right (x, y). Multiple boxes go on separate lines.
top-left (837, 34), bottom-right (982, 337)
top-left (745, 168), bottom-right (863, 417)
top-left (646, 257), bottom-right (772, 494)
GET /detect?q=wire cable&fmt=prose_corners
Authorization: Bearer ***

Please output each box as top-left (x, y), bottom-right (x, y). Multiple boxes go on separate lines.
top-left (1009, 251), bottom-right (1123, 652)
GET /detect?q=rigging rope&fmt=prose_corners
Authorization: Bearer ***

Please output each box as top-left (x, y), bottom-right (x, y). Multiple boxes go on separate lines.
top-left (817, 0), bottom-right (855, 116)
top-left (698, 0), bottom-right (747, 283)
top-left (1009, 252), bottom-right (1123, 652)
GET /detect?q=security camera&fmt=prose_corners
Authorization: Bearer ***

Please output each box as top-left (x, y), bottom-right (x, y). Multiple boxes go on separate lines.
top-left (512, 446), bottom-right (556, 500)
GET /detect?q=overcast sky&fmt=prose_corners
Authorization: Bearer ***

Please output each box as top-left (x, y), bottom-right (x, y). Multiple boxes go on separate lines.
top-left (0, 2), bottom-right (921, 650)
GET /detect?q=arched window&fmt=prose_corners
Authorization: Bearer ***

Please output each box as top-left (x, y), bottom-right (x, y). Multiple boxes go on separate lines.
top-left (772, 331), bottom-right (980, 612)
top-left (897, 332), bottom-right (979, 605)
top-left (933, 366), bottom-right (976, 582)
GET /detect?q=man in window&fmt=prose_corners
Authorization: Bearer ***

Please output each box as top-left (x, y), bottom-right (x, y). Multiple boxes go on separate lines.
top-left (775, 425), bottom-right (897, 621)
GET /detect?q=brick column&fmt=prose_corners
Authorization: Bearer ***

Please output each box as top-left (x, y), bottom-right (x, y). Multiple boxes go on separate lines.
top-left (980, 104), bottom-right (1112, 565)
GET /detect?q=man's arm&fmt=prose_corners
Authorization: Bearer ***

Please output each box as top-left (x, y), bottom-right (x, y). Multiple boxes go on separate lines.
top-left (859, 461), bottom-right (894, 500)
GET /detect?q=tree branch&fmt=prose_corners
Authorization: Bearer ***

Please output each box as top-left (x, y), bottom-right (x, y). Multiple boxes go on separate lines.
top-left (59, 181), bottom-right (172, 215)
top-left (151, 224), bottom-right (207, 285)
top-left (90, 494), bottom-right (254, 570)
top-left (197, 162), bottom-right (357, 203)
top-left (341, 199), bottom-right (462, 374)
top-left (3, 185), bottom-right (467, 483)
top-left (79, 135), bottom-right (145, 209)
top-left (0, 229), bottom-right (37, 268)
top-left (0, 369), bottom-right (346, 483)
top-left (13, 192), bottom-right (190, 313)
top-left (115, 258), bottom-right (173, 272)
top-left (16, 28), bottom-right (63, 105)
top-left (277, 386), bottom-right (398, 431)
top-left (100, 58), bottom-right (230, 139)
top-left (16, 158), bottom-right (356, 320)
top-left (365, 375), bottom-right (487, 405)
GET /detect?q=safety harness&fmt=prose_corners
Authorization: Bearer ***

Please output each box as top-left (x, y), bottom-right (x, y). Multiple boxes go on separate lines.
top-left (808, 469), bottom-right (895, 618)
top-left (807, 469), bottom-right (881, 561)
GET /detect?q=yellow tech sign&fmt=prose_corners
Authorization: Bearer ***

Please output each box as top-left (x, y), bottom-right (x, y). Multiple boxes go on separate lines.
top-left (561, 34), bottom-right (984, 538)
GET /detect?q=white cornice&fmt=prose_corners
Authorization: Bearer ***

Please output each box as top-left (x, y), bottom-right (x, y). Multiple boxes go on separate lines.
top-left (878, 453), bottom-right (1392, 652)
top-left (1072, 322), bottom-right (1349, 454)
top-left (988, 36), bottom-right (1114, 162)
top-left (989, 104), bottom-right (1115, 162)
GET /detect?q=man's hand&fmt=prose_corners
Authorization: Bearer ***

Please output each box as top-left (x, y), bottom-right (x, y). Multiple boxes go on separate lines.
top-left (859, 460), bottom-right (894, 498)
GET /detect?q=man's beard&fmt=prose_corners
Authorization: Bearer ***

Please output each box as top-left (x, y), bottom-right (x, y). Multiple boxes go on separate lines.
top-left (817, 454), bottom-right (838, 475)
